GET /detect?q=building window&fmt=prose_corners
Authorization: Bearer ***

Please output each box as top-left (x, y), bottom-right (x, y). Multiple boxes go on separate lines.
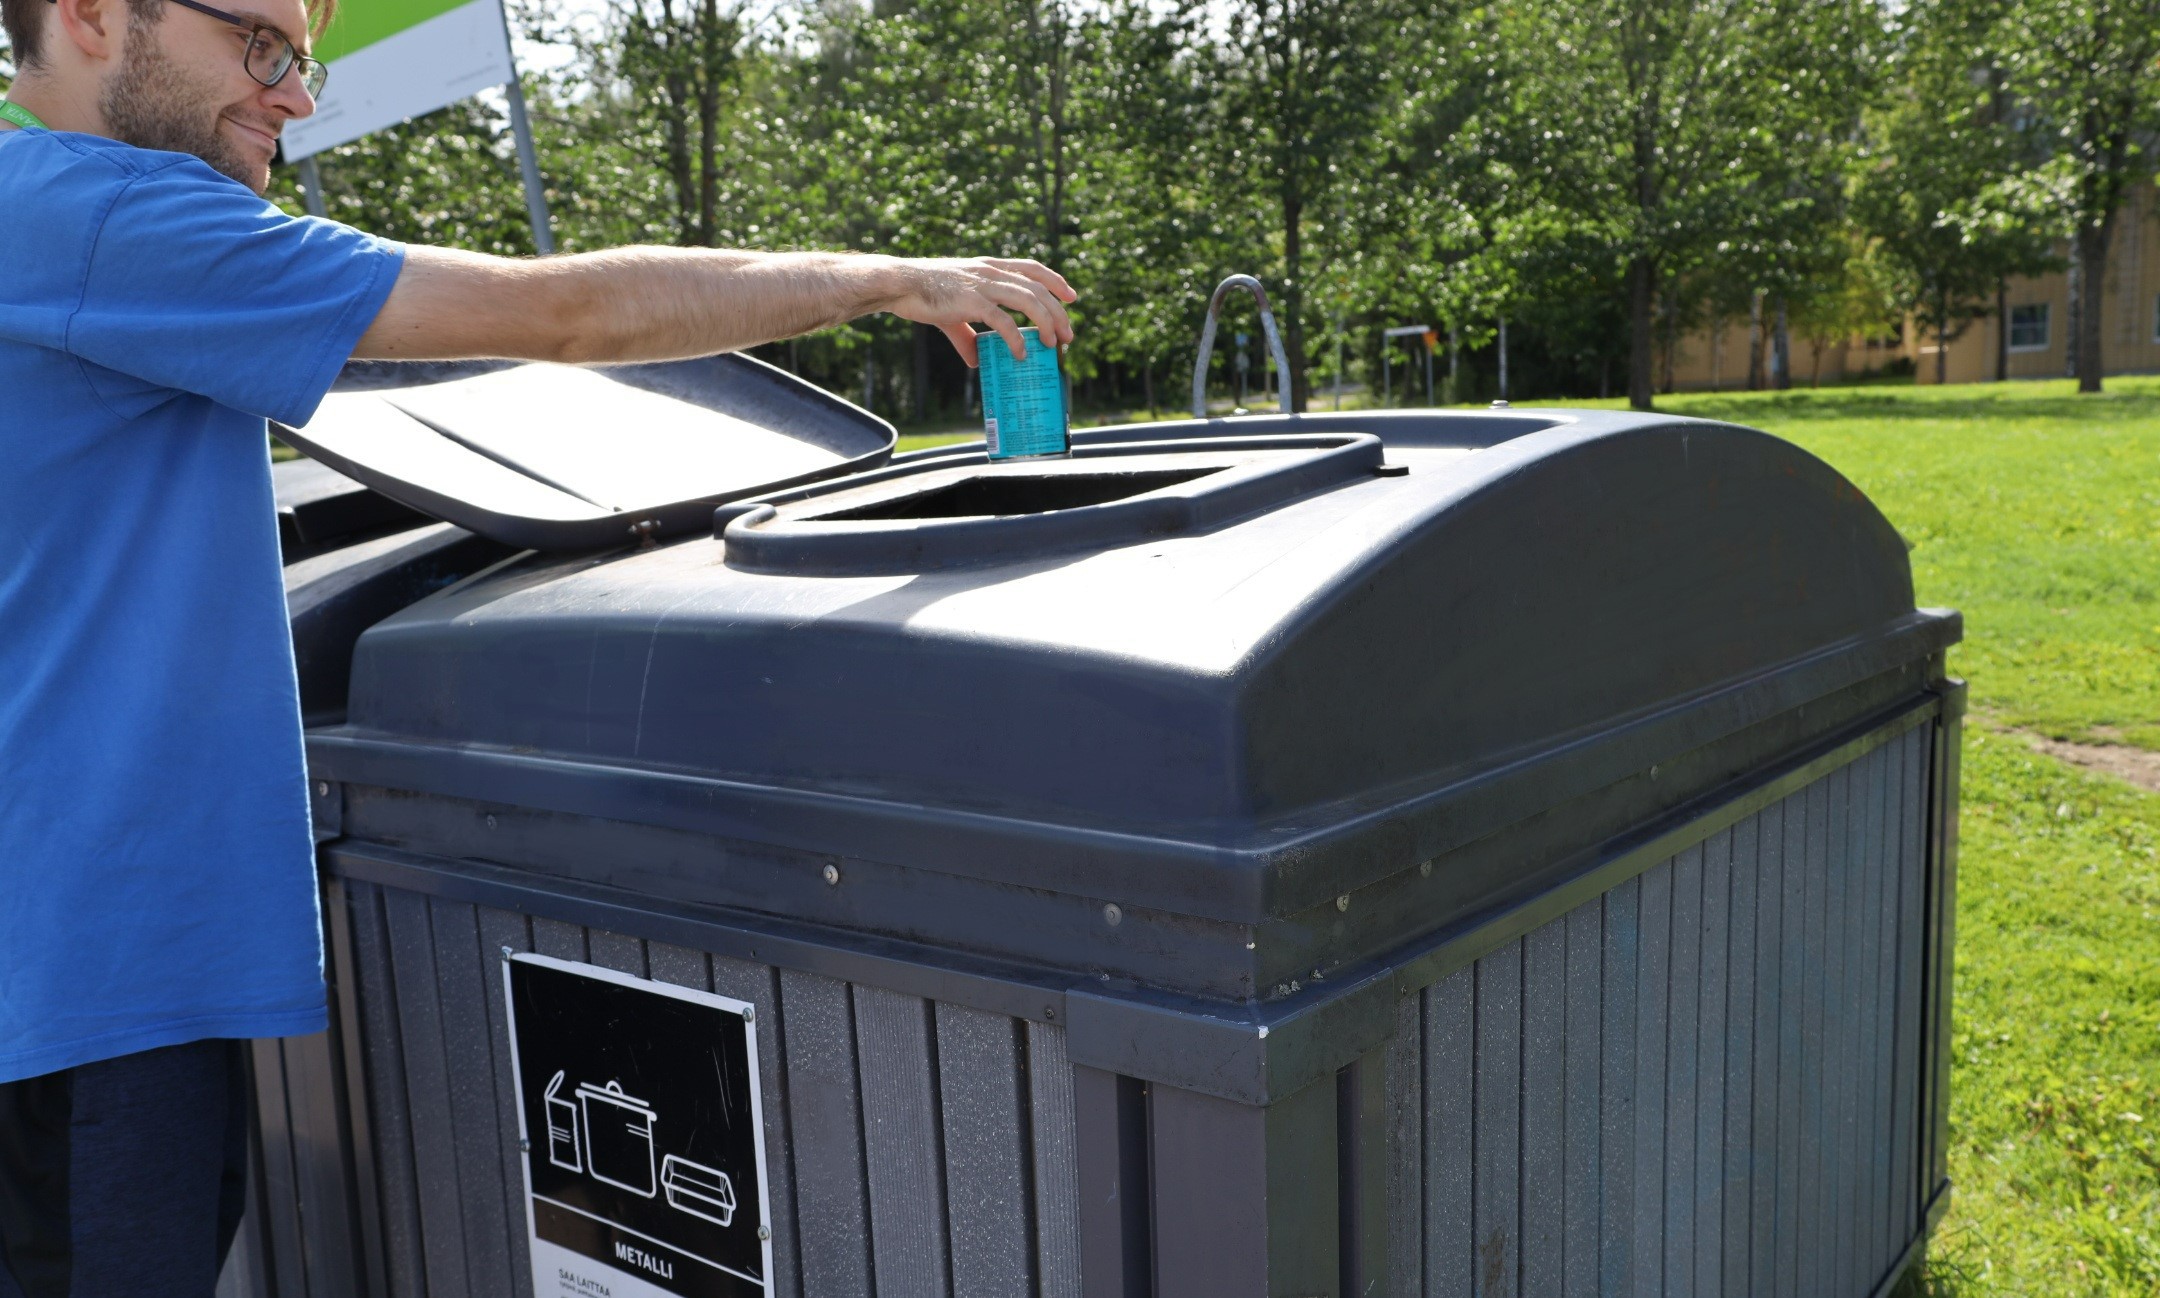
top-left (2009, 303), bottom-right (2049, 351)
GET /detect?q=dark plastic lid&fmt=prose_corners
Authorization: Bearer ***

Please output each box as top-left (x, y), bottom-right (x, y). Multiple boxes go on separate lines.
top-left (274, 354), bottom-right (895, 552)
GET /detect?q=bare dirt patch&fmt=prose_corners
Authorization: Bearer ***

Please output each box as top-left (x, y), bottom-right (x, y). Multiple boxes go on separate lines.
top-left (2014, 730), bottom-right (2160, 795)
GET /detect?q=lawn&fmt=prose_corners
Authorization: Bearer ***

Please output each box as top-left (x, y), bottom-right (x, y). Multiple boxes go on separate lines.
top-left (916, 377), bottom-right (2160, 1292)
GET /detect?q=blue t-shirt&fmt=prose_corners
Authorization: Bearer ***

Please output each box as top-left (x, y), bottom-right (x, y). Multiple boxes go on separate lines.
top-left (0, 130), bottom-right (404, 1082)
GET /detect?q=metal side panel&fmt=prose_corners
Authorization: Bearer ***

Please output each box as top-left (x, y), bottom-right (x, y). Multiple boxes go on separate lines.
top-left (1797, 776), bottom-right (1832, 1298)
top-left (1829, 760), bottom-right (1861, 1298)
top-left (779, 970), bottom-right (875, 1298)
top-left (852, 985), bottom-right (954, 1298)
top-left (936, 1005), bottom-right (1036, 1298)
top-left (1926, 704), bottom-right (1962, 1206)
top-left (1693, 830), bottom-right (1732, 1297)
top-left (706, 952), bottom-right (804, 1298)
top-left (381, 888), bottom-right (472, 1298)
top-left (1630, 857), bottom-right (1672, 1298)
top-left (348, 883), bottom-right (428, 1298)
top-left (1471, 939), bottom-right (1522, 1298)
top-left (1720, 816), bottom-right (1759, 1298)
top-left (1148, 1075), bottom-right (1338, 1298)
top-left (1870, 738), bottom-right (1902, 1280)
top-left (1384, 993), bottom-right (1423, 1295)
top-left (1661, 842), bottom-right (1702, 1298)
top-left (215, 1128), bottom-right (274, 1298)
top-left (1746, 799), bottom-right (1785, 1298)
top-left (531, 917), bottom-right (589, 962)
top-left (1597, 874), bottom-right (1641, 1297)
top-left (1561, 903), bottom-right (1600, 1298)
top-left (1024, 1020), bottom-right (1083, 1298)
top-left (1863, 741), bottom-right (1898, 1282)
top-left (1890, 726), bottom-right (1926, 1245)
top-left (476, 907), bottom-right (537, 1298)
top-left (1422, 965), bottom-right (1473, 1298)
top-left (1853, 745), bottom-right (1892, 1289)
top-left (427, 900), bottom-right (517, 1298)
top-left (282, 1027), bottom-right (366, 1298)
top-left (1519, 919), bottom-right (1566, 1298)
top-left (1773, 783), bottom-right (1808, 1298)
top-left (1072, 1064), bottom-right (1149, 1298)
top-left (326, 878), bottom-right (393, 1298)
top-left (248, 1038), bottom-right (308, 1295)
top-left (587, 927), bottom-right (649, 977)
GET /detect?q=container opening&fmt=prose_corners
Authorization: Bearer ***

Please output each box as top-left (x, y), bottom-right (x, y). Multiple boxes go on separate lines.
top-left (818, 466), bottom-right (1219, 520)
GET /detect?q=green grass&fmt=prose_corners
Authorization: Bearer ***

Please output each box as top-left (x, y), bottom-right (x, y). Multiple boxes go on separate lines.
top-left (1646, 379), bottom-right (2160, 1296)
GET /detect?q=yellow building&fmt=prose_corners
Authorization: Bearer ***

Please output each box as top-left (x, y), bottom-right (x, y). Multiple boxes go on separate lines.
top-left (1664, 185), bottom-right (2160, 389)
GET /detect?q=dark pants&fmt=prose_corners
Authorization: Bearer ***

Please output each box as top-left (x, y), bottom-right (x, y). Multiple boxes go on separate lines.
top-left (0, 1040), bottom-right (249, 1298)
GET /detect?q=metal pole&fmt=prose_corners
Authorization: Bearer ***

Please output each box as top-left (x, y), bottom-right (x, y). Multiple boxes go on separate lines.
top-left (297, 156), bottom-right (327, 218)
top-left (502, 77), bottom-right (555, 254)
top-left (1383, 347), bottom-right (1391, 405)
top-left (1424, 340), bottom-right (1434, 406)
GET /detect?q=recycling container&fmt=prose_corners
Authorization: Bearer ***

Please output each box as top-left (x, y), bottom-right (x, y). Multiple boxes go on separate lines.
top-left (221, 358), bottom-right (1962, 1298)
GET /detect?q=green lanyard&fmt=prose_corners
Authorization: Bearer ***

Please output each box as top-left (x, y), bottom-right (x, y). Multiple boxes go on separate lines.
top-left (0, 101), bottom-right (50, 132)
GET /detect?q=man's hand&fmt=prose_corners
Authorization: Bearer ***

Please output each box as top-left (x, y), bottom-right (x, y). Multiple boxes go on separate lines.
top-left (353, 246), bottom-right (1076, 369)
top-left (879, 257), bottom-right (1076, 365)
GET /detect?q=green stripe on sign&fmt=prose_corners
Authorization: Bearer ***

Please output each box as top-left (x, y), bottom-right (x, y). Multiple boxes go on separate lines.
top-left (313, 0), bottom-right (479, 62)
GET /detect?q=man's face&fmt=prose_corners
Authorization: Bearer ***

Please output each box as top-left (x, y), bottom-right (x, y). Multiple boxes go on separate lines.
top-left (100, 0), bottom-right (318, 193)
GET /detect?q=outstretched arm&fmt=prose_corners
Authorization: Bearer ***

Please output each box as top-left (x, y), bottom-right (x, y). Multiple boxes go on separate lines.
top-left (353, 245), bottom-right (1076, 368)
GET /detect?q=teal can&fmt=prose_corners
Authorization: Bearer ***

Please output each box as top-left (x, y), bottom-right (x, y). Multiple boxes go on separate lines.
top-left (978, 326), bottom-right (1069, 459)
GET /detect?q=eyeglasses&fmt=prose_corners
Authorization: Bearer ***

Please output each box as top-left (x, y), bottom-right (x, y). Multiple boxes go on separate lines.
top-left (161, 0), bottom-right (329, 98)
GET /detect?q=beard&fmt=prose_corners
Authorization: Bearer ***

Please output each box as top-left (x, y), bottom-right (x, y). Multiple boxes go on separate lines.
top-left (100, 20), bottom-right (264, 192)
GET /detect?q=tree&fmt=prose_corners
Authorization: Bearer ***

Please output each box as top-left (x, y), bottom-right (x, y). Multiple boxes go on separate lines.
top-left (1992, 0), bottom-right (2160, 392)
top-left (1210, 0), bottom-right (1395, 410)
top-left (1855, 0), bottom-right (2064, 385)
top-left (1786, 233), bottom-right (1902, 385)
top-left (1500, 0), bottom-right (1878, 410)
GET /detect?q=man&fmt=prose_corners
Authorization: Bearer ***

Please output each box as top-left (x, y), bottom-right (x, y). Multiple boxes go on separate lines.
top-left (0, 0), bottom-right (1075, 1287)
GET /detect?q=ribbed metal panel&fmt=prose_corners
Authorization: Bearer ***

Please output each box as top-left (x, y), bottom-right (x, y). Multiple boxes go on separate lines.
top-left (1388, 726), bottom-right (1929, 1298)
top-left (341, 901), bottom-right (1080, 1298)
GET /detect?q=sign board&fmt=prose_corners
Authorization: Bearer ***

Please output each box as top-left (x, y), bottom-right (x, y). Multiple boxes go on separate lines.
top-left (505, 954), bottom-right (774, 1298)
top-left (282, 0), bottom-right (515, 161)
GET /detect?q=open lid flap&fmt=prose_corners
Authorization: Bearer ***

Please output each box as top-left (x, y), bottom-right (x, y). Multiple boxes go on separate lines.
top-left (274, 354), bottom-right (895, 551)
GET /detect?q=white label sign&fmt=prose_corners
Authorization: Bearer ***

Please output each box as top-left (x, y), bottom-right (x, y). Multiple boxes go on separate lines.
top-left (505, 954), bottom-right (774, 1298)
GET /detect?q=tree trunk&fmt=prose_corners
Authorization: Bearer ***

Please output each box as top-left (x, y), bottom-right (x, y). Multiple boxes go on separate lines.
top-left (1771, 297), bottom-right (1791, 390)
top-left (1995, 278), bottom-right (2008, 381)
top-left (1710, 313), bottom-right (1723, 390)
top-left (1936, 287), bottom-right (1949, 387)
top-left (1746, 292), bottom-right (1764, 390)
top-left (1659, 279), bottom-right (1678, 395)
top-left (1626, 255), bottom-right (1656, 410)
top-left (1281, 190), bottom-right (1309, 412)
top-left (1498, 317), bottom-right (1510, 401)
top-left (1142, 357), bottom-right (1154, 417)
top-left (2064, 243), bottom-right (2081, 379)
top-left (1810, 339), bottom-right (1825, 387)
top-left (694, 0), bottom-right (721, 245)
top-left (2075, 219), bottom-right (2110, 393)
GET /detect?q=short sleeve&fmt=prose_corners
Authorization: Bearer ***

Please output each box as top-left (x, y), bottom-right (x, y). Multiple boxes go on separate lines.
top-left (67, 156), bottom-right (405, 426)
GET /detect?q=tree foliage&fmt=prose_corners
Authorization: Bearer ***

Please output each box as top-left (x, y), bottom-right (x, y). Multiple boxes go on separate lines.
top-left (11, 0), bottom-right (2137, 410)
